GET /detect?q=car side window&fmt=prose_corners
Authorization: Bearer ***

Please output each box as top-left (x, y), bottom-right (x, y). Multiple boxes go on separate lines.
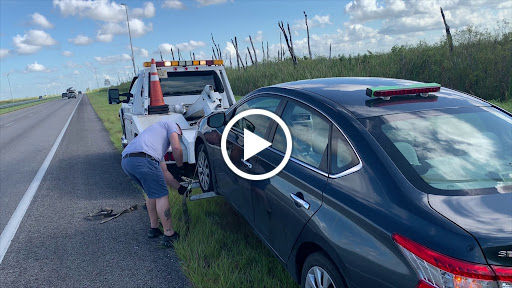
top-left (272, 101), bottom-right (330, 171)
top-left (232, 96), bottom-right (281, 138)
top-left (330, 127), bottom-right (359, 175)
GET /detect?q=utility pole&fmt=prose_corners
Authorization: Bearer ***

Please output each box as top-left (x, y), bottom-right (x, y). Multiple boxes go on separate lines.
top-left (93, 67), bottom-right (99, 89)
top-left (121, 3), bottom-right (137, 76)
top-left (6, 73), bottom-right (13, 102)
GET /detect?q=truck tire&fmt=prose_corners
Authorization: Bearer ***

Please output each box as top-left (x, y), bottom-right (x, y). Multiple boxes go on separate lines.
top-left (196, 143), bottom-right (213, 192)
top-left (301, 252), bottom-right (346, 288)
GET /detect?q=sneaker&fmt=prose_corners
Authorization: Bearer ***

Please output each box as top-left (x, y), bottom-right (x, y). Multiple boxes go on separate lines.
top-left (158, 232), bottom-right (180, 248)
top-left (148, 228), bottom-right (163, 239)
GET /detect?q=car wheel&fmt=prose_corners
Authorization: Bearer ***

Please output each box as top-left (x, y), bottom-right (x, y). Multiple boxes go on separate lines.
top-left (302, 252), bottom-right (346, 288)
top-left (196, 143), bottom-right (213, 192)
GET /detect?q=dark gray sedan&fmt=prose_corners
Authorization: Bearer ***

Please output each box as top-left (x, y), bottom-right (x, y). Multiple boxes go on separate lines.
top-left (194, 77), bottom-right (512, 288)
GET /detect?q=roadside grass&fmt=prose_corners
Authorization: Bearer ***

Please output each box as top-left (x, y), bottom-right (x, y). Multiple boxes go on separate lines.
top-left (489, 100), bottom-right (512, 113)
top-left (0, 96), bottom-right (60, 115)
top-left (87, 88), bottom-right (298, 288)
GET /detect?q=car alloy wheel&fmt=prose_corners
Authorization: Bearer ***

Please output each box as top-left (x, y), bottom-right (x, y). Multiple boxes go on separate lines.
top-left (302, 252), bottom-right (345, 288)
top-left (197, 144), bottom-right (212, 192)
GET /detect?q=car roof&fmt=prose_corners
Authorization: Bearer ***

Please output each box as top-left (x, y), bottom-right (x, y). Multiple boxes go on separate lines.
top-left (271, 77), bottom-right (489, 118)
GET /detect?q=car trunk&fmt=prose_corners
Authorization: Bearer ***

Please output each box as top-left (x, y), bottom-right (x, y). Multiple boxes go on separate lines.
top-left (428, 193), bottom-right (512, 267)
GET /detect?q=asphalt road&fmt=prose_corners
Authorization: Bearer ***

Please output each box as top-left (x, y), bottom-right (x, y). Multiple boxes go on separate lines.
top-left (0, 95), bottom-right (190, 287)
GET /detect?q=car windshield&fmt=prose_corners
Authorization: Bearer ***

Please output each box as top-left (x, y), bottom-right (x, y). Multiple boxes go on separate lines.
top-left (365, 106), bottom-right (512, 195)
top-left (158, 70), bottom-right (224, 97)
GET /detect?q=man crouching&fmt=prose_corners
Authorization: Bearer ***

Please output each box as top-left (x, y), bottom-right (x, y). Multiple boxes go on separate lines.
top-left (121, 119), bottom-right (190, 248)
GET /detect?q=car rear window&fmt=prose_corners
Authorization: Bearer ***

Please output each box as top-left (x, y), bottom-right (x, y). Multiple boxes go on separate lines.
top-left (158, 70), bottom-right (224, 96)
top-left (365, 107), bottom-right (512, 195)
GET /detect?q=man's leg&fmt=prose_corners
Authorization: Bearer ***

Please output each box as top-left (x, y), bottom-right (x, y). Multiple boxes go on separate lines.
top-left (156, 194), bottom-right (175, 236)
top-left (146, 198), bottom-right (159, 229)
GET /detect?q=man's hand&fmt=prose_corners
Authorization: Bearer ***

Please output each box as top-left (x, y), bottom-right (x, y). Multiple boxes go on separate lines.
top-left (171, 167), bottom-right (185, 181)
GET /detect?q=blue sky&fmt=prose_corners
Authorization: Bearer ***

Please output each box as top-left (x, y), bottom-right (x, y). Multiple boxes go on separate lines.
top-left (0, 0), bottom-right (510, 100)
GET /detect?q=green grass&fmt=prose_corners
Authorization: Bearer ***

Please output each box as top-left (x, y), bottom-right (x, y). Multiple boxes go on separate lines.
top-left (0, 96), bottom-right (60, 115)
top-left (87, 86), bottom-right (298, 288)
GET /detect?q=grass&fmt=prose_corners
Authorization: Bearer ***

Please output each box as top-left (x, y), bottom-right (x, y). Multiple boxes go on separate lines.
top-left (0, 96), bottom-right (60, 115)
top-left (87, 87), bottom-right (298, 288)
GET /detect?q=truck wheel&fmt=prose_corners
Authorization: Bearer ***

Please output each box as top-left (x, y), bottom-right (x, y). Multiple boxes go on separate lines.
top-left (197, 144), bottom-right (213, 192)
top-left (301, 252), bottom-right (345, 288)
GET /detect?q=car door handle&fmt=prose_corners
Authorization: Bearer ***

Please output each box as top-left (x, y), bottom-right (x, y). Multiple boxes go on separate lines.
top-left (241, 158), bottom-right (252, 169)
top-left (290, 193), bottom-right (310, 210)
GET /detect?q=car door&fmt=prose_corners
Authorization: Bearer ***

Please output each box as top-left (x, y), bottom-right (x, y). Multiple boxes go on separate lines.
top-left (249, 99), bottom-right (329, 261)
top-left (213, 95), bottom-right (284, 224)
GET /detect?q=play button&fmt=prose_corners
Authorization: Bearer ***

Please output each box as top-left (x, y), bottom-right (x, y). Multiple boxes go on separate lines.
top-left (221, 109), bottom-right (292, 181)
top-left (243, 128), bottom-right (271, 161)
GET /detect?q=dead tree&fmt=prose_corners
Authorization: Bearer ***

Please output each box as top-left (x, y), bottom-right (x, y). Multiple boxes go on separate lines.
top-left (262, 41), bottom-right (265, 62)
top-left (247, 47), bottom-right (254, 65)
top-left (279, 33), bottom-right (283, 61)
top-left (193, 52), bottom-right (195, 61)
top-left (160, 51), bottom-right (164, 61)
top-left (440, 7), bottom-right (453, 54)
top-left (171, 47), bottom-right (175, 61)
top-left (212, 47), bottom-right (217, 60)
top-left (304, 11), bottom-right (312, 59)
top-left (329, 43), bottom-right (332, 59)
top-left (231, 37), bottom-right (245, 69)
top-left (245, 53), bottom-right (248, 67)
top-left (278, 21), bottom-right (298, 65)
top-left (177, 48), bottom-right (181, 60)
top-left (249, 35), bottom-right (257, 65)
top-left (211, 33), bottom-right (218, 59)
top-left (217, 44), bottom-right (222, 60)
top-left (267, 42), bottom-right (269, 60)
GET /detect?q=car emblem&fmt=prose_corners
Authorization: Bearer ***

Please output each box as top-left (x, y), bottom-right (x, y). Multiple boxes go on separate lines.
top-left (498, 251), bottom-right (512, 257)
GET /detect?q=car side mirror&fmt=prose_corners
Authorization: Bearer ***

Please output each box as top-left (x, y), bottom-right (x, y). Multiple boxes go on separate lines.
top-left (207, 112), bottom-right (225, 128)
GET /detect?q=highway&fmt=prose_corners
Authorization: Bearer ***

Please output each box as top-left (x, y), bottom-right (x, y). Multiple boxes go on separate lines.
top-left (0, 95), bottom-right (190, 287)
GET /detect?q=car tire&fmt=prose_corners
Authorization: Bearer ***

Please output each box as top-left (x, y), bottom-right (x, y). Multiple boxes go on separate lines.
top-left (301, 252), bottom-right (346, 288)
top-left (196, 143), bottom-right (213, 192)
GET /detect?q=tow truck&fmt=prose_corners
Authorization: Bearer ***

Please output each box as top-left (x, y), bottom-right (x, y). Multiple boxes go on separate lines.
top-left (112, 59), bottom-right (236, 195)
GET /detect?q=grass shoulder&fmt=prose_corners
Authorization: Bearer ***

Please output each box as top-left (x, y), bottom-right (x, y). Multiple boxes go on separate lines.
top-left (0, 96), bottom-right (60, 115)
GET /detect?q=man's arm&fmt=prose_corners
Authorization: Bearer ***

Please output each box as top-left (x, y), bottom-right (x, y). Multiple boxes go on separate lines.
top-left (160, 161), bottom-right (181, 189)
top-left (170, 132), bottom-right (183, 167)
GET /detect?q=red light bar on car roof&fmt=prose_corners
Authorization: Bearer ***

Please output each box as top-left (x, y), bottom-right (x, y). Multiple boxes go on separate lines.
top-left (366, 83), bottom-right (441, 98)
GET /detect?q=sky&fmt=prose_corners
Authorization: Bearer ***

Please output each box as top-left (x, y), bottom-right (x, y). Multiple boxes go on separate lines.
top-left (0, 0), bottom-right (510, 100)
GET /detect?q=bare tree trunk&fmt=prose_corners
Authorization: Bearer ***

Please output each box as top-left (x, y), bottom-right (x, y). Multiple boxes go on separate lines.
top-left (193, 52), bottom-right (195, 61)
top-left (245, 53), bottom-right (248, 67)
top-left (278, 21), bottom-right (298, 65)
top-left (304, 11), bottom-right (312, 59)
top-left (171, 47), bottom-right (175, 61)
top-left (211, 33), bottom-right (218, 59)
top-left (231, 37), bottom-right (245, 69)
top-left (279, 33), bottom-right (282, 61)
top-left (190, 51), bottom-right (192, 60)
top-left (212, 47), bottom-right (217, 60)
top-left (267, 41), bottom-right (269, 61)
top-left (329, 43), bottom-right (332, 59)
top-left (160, 51), bottom-right (164, 61)
top-left (262, 41), bottom-right (265, 62)
top-left (247, 47), bottom-right (254, 65)
top-left (217, 44), bottom-right (222, 60)
top-left (249, 35), bottom-right (257, 65)
top-left (229, 52), bottom-right (232, 68)
top-left (440, 7), bottom-right (453, 54)
top-left (178, 48), bottom-right (181, 60)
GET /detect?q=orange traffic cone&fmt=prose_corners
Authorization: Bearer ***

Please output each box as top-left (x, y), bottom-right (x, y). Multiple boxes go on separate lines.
top-left (148, 58), bottom-right (169, 114)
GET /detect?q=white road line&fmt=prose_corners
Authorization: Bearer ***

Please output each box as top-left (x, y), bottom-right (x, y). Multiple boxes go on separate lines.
top-left (0, 96), bottom-right (83, 264)
top-left (28, 113), bottom-right (34, 117)
top-left (4, 122), bottom-right (14, 127)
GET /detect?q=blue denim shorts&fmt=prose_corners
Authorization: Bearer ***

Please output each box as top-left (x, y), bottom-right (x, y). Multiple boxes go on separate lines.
top-left (121, 157), bottom-right (169, 199)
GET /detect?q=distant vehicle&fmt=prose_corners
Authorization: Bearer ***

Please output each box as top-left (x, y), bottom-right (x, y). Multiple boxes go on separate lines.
top-left (199, 77), bottom-right (512, 288)
top-left (39, 96), bottom-right (43, 99)
top-left (67, 91), bottom-right (77, 99)
top-left (78, 91), bottom-right (82, 95)
top-left (62, 93), bottom-right (67, 98)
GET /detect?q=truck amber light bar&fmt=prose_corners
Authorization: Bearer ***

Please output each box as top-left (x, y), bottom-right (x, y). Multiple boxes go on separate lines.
top-left (143, 59), bottom-right (223, 67)
top-left (366, 83), bottom-right (441, 98)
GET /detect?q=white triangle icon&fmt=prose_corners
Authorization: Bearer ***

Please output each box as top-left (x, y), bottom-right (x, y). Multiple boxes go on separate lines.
top-left (243, 129), bottom-right (271, 161)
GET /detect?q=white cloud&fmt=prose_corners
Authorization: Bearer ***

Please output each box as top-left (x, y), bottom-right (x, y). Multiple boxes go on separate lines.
top-left (73, 70), bottom-right (80, 75)
top-left (62, 50), bottom-right (73, 56)
top-left (224, 41), bottom-right (236, 59)
top-left (140, 48), bottom-right (149, 57)
top-left (293, 15), bottom-right (333, 30)
top-left (0, 49), bottom-right (9, 59)
top-left (162, 0), bottom-right (185, 9)
top-left (69, 34), bottom-right (93, 45)
top-left (26, 61), bottom-right (48, 72)
top-left (96, 19), bottom-right (152, 42)
top-left (131, 2), bottom-right (155, 18)
top-left (13, 30), bottom-right (57, 54)
top-left (245, 31), bottom-right (264, 43)
top-left (158, 43), bottom-right (175, 54)
top-left (196, 0), bottom-right (232, 6)
top-left (53, 0), bottom-right (125, 22)
top-left (94, 54), bottom-right (132, 64)
top-left (175, 40), bottom-right (206, 51)
top-left (31, 12), bottom-right (54, 29)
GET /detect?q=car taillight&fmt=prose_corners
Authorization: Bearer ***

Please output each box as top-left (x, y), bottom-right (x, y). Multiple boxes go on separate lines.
top-left (393, 234), bottom-right (512, 288)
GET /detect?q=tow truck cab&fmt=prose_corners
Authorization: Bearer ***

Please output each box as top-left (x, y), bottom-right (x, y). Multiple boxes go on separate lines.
top-left (118, 60), bottom-right (236, 165)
